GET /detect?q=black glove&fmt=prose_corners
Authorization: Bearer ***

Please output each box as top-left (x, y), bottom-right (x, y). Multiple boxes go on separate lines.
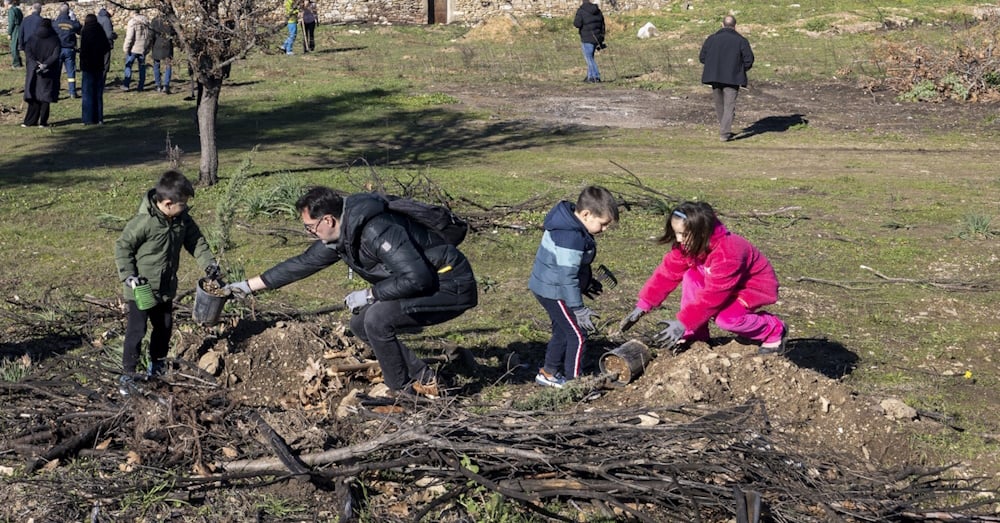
top-left (205, 263), bottom-right (222, 281)
top-left (617, 307), bottom-right (646, 334)
top-left (583, 279), bottom-right (603, 299)
top-left (653, 319), bottom-right (686, 348)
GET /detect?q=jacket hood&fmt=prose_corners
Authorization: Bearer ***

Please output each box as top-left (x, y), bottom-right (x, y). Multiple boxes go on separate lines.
top-left (578, 2), bottom-right (600, 15)
top-left (138, 188), bottom-right (184, 222)
top-left (542, 200), bottom-right (582, 232)
top-left (339, 193), bottom-right (389, 247)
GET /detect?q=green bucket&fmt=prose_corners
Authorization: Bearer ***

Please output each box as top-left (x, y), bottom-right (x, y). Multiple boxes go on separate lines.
top-left (131, 279), bottom-right (156, 311)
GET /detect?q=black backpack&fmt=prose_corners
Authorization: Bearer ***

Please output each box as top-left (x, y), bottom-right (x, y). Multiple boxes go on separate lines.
top-left (384, 195), bottom-right (469, 246)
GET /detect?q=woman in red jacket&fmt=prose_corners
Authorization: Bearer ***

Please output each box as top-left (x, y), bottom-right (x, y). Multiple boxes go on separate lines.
top-left (618, 201), bottom-right (787, 354)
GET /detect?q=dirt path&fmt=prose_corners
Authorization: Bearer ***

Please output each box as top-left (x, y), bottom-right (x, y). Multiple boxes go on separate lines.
top-left (443, 81), bottom-right (998, 135)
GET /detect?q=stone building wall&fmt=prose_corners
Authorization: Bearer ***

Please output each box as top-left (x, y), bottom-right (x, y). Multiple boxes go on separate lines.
top-left (3, 0), bottom-right (672, 35)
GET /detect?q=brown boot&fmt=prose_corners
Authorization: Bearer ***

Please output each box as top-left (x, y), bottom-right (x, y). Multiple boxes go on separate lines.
top-left (412, 379), bottom-right (439, 398)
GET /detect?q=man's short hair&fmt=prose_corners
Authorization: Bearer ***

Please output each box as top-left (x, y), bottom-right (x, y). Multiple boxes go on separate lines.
top-left (154, 170), bottom-right (195, 203)
top-left (576, 185), bottom-right (619, 223)
top-left (296, 186), bottom-right (345, 219)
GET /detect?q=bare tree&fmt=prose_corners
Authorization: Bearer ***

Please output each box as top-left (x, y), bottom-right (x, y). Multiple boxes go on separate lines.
top-left (149, 0), bottom-right (280, 185)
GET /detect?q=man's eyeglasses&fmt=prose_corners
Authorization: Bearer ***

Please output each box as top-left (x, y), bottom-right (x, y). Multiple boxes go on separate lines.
top-left (303, 215), bottom-right (328, 236)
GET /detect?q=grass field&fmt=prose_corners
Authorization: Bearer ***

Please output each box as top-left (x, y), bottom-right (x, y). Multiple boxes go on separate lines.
top-left (1, 0), bottom-right (999, 518)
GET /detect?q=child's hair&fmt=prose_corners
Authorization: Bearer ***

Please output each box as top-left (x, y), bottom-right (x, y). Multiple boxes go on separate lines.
top-left (154, 170), bottom-right (195, 203)
top-left (658, 201), bottom-right (719, 256)
top-left (576, 185), bottom-right (619, 223)
top-left (296, 186), bottom-right (345, 219)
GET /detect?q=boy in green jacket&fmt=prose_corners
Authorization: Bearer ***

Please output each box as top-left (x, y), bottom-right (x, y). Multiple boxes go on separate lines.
top-left (114, 170), bottom-right (220, 394)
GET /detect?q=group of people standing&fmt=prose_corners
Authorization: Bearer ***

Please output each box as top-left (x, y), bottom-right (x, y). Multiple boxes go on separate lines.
top-left (9, 2), bottom-right (175, 127)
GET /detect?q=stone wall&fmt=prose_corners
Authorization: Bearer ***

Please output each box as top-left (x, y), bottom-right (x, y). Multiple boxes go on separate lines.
top-left (3, 0), bottom-right (673, 34)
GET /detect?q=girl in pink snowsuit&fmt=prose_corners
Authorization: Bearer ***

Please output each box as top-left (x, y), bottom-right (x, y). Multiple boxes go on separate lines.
top-left (619, 201), bottom-right (787, 354)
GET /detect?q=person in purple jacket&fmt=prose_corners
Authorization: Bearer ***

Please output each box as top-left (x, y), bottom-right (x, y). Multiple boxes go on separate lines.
top-left (699, 15), bottom-right (754, 142)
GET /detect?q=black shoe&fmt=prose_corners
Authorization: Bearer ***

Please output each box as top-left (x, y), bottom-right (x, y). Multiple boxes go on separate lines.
top-left (148, 359), bottom-right (167, 378)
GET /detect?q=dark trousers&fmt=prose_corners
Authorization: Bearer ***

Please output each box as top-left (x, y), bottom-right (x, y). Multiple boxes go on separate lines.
top-left (81, 70), bottom-right (105, 124)
top-left (534, 293), bottom-right (587, 379)
top-left (303, 22), bottom-right (316, 51)
top-left (349, 300), bottom-right (463, 391)
top-left (23, 100), bottom-right (50, 126)
top-left (123, 300), bottom-right (173, 376)
top-left (712, 84), bottom-right (740, 138)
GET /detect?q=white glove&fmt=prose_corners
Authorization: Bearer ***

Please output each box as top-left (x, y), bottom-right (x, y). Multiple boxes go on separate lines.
top-left (224, 280), bottom-right (253, 297)
top-left (345, 289), bottom-right (373, 312)
top-left (124, 276), bottom-right (143, 288)
top-left (573, 307), bottom-right (599, 332)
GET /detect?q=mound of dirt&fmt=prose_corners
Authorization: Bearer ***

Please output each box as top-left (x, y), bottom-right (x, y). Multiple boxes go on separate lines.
top-left (461, 13), bottom-right (545, 43)
top-left (596, 338), bottom-right (926, 468)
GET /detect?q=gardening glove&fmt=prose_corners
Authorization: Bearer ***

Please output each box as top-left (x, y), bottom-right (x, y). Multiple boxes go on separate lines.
top-left (124, 275), bottom-right (144, 288)
top-left (225, 280), bottom-right (253, 297)
top-left (653, 319), bottom-right (686, 348)
top-left (205, 263), bottom-right (223, 282)
top-left (582, 279), bottom-right (603, 300)
top-left (617, 307), bottom-right (646, 334)
top-left (573, 307), bottom-right (599, 333)
top-left (345, 289), bottom-right (374, 313)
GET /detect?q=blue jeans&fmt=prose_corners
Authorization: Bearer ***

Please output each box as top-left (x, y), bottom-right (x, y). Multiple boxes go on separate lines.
top-left (581, 42), bottom-right (600, 80)
top-left (283, 22), bottom-right (297, 53)
top-left (154, 58), bottom-right (172, 89)
top-left (60, 47), bottom-right (77, 96)
top-left (81, 70), bottom-right (105, 124)
top-left (123, 52), bottom-right (145, 90)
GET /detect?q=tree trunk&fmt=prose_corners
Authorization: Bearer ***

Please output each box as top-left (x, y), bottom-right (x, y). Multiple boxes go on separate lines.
top-left (197, 77), bottom-right (223, 186)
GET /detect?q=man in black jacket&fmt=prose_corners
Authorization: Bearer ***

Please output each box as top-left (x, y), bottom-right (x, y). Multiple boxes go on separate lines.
top-left (226, 187), bottom-right (478, 398)
top-left (699, 15), bottom-right (754, 142)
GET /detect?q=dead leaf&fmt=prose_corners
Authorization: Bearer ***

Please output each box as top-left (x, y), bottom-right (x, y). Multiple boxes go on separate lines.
top-left (95, 437), bottom-right (112, 450)
top-left (41, 459), bottom-right (60, 471)
top-left (192, 461), bottom-right (212, 477)
top-left (221, 447), bottom-right (239, 459)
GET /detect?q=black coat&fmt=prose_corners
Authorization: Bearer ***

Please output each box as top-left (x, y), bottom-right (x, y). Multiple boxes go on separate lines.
top-left (573, 2), bottom-right (605, 45)
top-left (80, 20), bottom-right (111, 72)
top-left (19, 12), bottom-right (41, 50)
top-left (261, 193), bottom-right (478, 315)
top-left (150, 16), bottom-right (174, 60)
top-left (699, 27), bottom-right (754, 87)
top-left (24, 23), bottom-right (61, 103)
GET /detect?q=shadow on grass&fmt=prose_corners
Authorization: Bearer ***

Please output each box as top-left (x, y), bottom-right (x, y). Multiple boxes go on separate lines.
top-left (0, 333), bottom-right (87, 361)
top-left (0, 86), bottom-right (599, 187)
top-left (735, 113), bottom-right (808, 140)
top-left (784, 336), bottom-right (858, 379)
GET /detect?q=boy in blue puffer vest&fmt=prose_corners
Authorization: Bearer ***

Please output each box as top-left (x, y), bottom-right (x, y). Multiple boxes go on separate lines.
top-left (528, 186), bottom-right (618, 388)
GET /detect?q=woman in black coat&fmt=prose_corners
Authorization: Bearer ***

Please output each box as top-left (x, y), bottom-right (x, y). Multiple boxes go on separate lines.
top-left (80, 13), bottom-right (111, 124)
top-left (573, 0), bottom-right (605, 83)
top-left (23, 18), bottom-right (61, 127)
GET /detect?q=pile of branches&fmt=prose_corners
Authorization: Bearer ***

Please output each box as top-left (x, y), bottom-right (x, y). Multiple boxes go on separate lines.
top-left (4, 356), bottom-right (997, 523)
top-left (863, 17), bottom-right (1000, 102)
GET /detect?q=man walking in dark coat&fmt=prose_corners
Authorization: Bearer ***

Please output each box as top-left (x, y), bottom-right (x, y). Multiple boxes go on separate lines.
top-left (225, 187), bottom-right (478, 399)
top-left (699, 14), bottom-right (754, 142)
